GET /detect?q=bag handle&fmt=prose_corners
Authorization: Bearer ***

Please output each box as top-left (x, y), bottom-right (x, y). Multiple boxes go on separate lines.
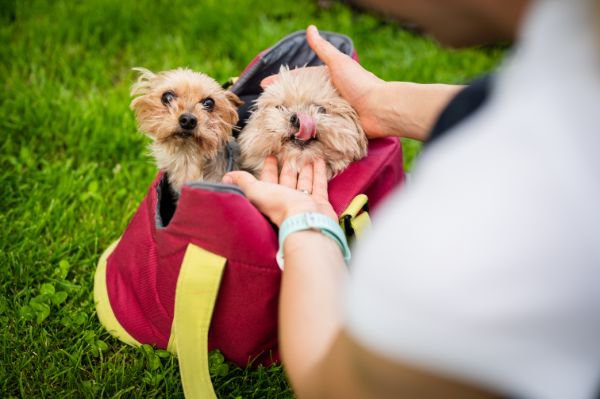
top-left (171, 243), bottom-right (227, 399)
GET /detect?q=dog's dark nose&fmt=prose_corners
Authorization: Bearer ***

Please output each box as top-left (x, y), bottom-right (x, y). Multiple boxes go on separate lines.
top-left (290, 113), bottom-right (300, 129)
top-left (179, 113), bottom-right (197, 130)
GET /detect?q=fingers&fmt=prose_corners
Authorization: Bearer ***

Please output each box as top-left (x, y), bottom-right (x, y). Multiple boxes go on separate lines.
top-left (306, 25), bottom-right (348, 66)
top-left (255, 159), bottom-right (324, 198)
top-left (263, 26), bottom-right (349, 88)
top-left (224, 170), bottom-right (278, 211)
top-left (222, 171), bottom-right (259, 193)
top-left (297, 162), bottom-right (313, 194)
top-left (279, 162), bottom-right (298, 189)
top-left (260, 156), bottom-right (279, 183)
top-left (312, 158), bottom-right (329, 200)
top-left (224, 162), bottom-right (333, 226)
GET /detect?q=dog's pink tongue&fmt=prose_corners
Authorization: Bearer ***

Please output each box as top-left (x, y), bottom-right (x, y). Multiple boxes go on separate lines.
top-left (295, 112), bottom-right (317, 141)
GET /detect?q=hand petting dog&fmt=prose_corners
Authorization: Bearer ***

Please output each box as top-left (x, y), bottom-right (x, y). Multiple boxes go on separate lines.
top-left (239, 65), bottom-right (367, 180)
top-left (223, 157), bottom-right (336, 227)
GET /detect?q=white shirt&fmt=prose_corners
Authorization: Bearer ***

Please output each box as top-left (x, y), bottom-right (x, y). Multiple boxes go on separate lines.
top-left (345, 1), bottom-right (600, 398)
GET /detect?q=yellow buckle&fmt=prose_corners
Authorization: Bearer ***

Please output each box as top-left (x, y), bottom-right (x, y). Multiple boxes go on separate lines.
top-left (339, 194), bottom-right (371, 241)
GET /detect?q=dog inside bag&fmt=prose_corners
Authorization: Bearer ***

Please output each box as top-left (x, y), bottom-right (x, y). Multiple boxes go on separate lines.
top-left (239, 65), bottom-right (368, 180)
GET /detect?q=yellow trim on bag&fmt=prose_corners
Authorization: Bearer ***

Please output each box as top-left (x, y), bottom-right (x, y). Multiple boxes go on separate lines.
top-left (94, 239), bottom-right (141, 347)
top-left (339, 194), bottom-right (372, 239)
top-left (341, 194), bottom-right (368, 219)
top-left (95, 241), bottom-right (225, 397)
top-left (173, 244), bottom-right (226, 399)
top-left (350, 212), bottom-right (371, 239)
top-left (167, 327), bottom-right (177, 354)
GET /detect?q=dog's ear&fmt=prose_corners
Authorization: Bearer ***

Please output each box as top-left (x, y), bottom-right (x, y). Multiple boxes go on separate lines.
top-left (215, 91), bottom-right (243, 129)
top-left (224, 90), bottom-right (243, 108)
top-left (130, 67), bottom-right (159, 111)
top-left (130, 67), bottom-right (157, 98)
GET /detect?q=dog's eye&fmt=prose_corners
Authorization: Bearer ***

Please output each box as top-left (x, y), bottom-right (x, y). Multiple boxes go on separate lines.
top-left (316, 105), bottom-right (327, 114)
top-left (201, 97), bottom-right (215, 112)
top-left (275, 105), bottom-right (286, 112)
top-left (161, 91), bottom-right (175, 106)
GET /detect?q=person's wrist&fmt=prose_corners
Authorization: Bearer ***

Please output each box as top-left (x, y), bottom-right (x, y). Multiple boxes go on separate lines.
top-left (279, 200), bottom-right (320, 227)
top-left (380, 82), bottom-right (464, 141)
top-left (276, 212), bottom-right (351, 269)
top-left (362, 80), bottom-right (404, 139)
top-left (282, 201), bottom-right (338, 227)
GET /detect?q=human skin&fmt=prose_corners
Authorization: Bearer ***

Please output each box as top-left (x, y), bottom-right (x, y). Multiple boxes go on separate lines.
top-left (306, 26), bottom-right (463, 141)
top-left (224, 157), bottom-right (503, 398)
top-left (262, 1), bottom-right (529, 142)
top-left (262, 27), bottom-right (463, 142)
top-left (226, 1), bottom-right (531, 397)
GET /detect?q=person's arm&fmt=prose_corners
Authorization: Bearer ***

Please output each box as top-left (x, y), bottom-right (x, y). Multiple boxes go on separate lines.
top-left (362, 80), bottom-right (463, 141)
top-left (306, 25), bottom-right (463, 141)
top-left (223, 159), bottom-right (500, 399)
top-left (280, 226), bottom-right (499, 399)
top-left (224, 158), bottom-right (345, 382)
top-left (261, 26), bottom-right (463, 141)
top-left (279, 229), bottom-right (346, 383)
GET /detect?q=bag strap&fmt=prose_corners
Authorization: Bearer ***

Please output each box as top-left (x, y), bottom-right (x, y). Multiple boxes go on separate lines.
top-left (171, 243), bottom-right (227, 399)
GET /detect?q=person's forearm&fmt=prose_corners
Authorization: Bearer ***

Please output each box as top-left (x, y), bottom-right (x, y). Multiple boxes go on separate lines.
top-left (279, 230), bottom-right (347, 390)
top-left (374, 82), bottom-right (464, 141)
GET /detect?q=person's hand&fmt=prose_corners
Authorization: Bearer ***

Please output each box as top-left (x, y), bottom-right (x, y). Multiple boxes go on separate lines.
top-left (261, 25), bottom-right (389, 138)
top-left (223, 157), bottom-right (337, 227)
top-left (261, 25), bottom-right (464, 142)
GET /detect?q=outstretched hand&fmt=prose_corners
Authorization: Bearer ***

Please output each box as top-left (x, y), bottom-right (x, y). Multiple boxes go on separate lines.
top-left (261, 25), bottom-right (390, 139)
top-left (223, 157), bottom-right (337, 227)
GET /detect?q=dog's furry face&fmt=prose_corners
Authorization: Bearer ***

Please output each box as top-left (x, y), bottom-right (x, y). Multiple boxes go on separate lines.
top-left (130, 67), bottom-right (241, 191)
top-left (239, 66), bottom-right (367, 179)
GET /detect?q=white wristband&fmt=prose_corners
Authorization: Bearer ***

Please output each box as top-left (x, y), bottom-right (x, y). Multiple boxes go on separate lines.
top-left (276, 212), bottom-right (351, 270)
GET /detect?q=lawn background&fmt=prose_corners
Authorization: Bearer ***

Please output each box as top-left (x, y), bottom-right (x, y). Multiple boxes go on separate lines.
top-left (0, 0), bottom-right (503, 397)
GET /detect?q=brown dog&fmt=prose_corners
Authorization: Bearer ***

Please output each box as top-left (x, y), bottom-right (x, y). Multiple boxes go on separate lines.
top-left (239, 66), bottom-right (367, 179)
top-left (130, 68), bottom-right (242, 194)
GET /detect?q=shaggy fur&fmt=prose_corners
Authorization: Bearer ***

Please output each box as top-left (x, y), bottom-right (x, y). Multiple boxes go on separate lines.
top-left (130, 67), bottom-right (242, 194)
top-left (239, 66), bottom-right (367, 179)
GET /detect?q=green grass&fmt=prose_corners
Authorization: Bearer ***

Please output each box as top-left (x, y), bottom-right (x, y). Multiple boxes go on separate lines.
top-left (0, 0), bottom-right (503, 397)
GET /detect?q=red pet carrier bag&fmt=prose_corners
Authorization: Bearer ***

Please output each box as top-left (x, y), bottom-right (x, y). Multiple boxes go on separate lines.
top-left (95, 31), bottom-right (405, 398)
